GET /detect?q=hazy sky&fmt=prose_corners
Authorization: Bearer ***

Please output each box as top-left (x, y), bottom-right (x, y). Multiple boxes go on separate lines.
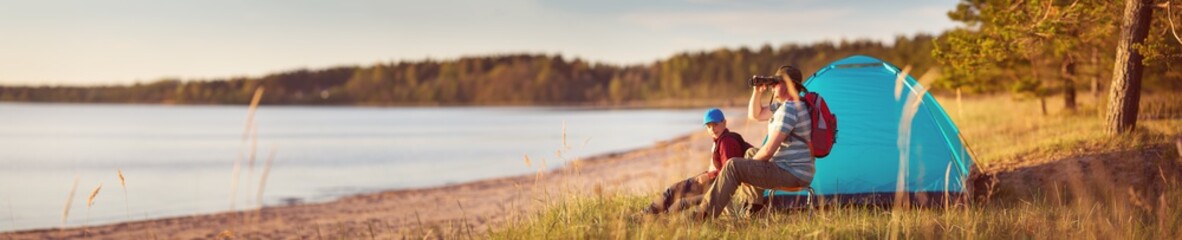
top-left (0, 0), bottom-right (959, 86)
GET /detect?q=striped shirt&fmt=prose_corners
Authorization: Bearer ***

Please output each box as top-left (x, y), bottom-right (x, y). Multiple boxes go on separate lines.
top-left (769, 100), bottom-right (815, 183)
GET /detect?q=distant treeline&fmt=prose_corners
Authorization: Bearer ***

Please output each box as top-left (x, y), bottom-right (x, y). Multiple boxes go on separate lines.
top-left (0, 35), bottom-right (941, 106)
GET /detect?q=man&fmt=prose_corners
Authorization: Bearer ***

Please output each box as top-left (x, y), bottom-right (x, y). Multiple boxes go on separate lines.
top-left (644, 108), bottom-right (752, 214)
top-left (697, 65), bottom-right (814, 218)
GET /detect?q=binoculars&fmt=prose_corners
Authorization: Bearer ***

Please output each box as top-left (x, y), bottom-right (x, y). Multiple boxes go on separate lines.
top-left (748, 75), bottom-right (781, 87)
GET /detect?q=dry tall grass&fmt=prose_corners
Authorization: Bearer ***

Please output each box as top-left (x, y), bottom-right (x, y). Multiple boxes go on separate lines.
top-left (118, 169), bottom-right (129, 221)
top-left (889, 66), bottom-right (940, 239)
top-left (256, 146), bottom-right (278, 209)
top-left (230, 87), bottom-right (264, 211)
top-left (60, 176), bottom-right (79, 228)
top-left (84, 183), bottom-right (101, 233)
top-left (85, 184), bottom-right (100, 211)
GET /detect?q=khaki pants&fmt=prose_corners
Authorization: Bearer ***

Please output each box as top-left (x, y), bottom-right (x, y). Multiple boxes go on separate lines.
top-left (699, 157), bottom-right (806, 218)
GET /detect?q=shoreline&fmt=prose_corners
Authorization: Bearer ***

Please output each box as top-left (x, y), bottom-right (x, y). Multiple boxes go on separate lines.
top-left (0, 96), bottom-right (753, 110)
top-left (3, 119), bottom-right (750, 239)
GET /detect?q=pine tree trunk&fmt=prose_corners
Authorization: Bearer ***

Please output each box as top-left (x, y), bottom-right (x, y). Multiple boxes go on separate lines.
top-left (1105, 0), bottom-right (1154, 135)
top-left (1091, 48), bottom-right (1102, 100)
top-left (1032, 59), bottom-right (1047, 116)
top-left (1040, 97), bottom-right (1048, 116)
top-left (1061, 60), bottom-right (1077, 111)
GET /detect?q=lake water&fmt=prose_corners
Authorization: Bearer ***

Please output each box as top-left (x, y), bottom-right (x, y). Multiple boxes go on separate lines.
top-left (0, 103), bottom-right (706, 231)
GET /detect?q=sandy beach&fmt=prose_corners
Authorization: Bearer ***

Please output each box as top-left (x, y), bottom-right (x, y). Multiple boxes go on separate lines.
top-left (3, 113), bottom-right (770, 239)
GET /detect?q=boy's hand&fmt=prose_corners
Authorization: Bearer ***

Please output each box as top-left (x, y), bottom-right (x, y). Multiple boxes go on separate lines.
top-left (754, 85), bottom-right (768, 92)
top-left (695, 174), bottom-right (713, 185)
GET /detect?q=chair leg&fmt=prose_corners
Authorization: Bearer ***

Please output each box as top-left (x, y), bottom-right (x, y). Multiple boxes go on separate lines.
top-left (806, 187), bottom-right (816, 217)
top-left (766, 189), bottom-right (776, 212)
top-left (806, 187), bottom-right (814, 206)
top-left (766, 188), bottom-right (817, 216)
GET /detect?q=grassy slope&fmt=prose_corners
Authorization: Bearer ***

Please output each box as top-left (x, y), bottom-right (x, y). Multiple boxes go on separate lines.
top-left (481, 92), bottom-right (1182, 239)
top-left (952, 93), bottom-right (1181, 169)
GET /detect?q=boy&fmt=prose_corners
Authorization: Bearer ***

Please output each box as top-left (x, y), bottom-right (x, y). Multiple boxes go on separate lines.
top-left (644, 108), bottom-right (752, 214)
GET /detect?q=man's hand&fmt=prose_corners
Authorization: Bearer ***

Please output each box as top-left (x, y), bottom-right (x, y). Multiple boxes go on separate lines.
top-left (748, 84), bottom-right (772, 121)
top-left (754, 85), bottom-right (768, 93)
top-left (695, 174), bottom-right (713, 185)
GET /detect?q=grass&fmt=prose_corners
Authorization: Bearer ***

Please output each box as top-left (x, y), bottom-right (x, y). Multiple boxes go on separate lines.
top-left (482, 91), bottom-right (1182, 239)
top-left (60, 176), bottom-right (79, 229)
top-left (489, 186), bottom-right (1182, 239)
top-left (949, 92), bottom-right (1181, 168)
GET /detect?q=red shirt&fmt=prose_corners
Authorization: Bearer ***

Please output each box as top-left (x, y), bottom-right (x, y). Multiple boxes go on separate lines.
top-left (707, 129), bottom-right (749, 178)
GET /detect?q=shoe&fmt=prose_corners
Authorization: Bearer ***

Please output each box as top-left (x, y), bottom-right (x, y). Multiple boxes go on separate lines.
top-left (689, 210), bottom-right (707, 221)
top-left (744, 203), bottom-right (765, 217)
top-left (642, 205), bottom-right (662, 215)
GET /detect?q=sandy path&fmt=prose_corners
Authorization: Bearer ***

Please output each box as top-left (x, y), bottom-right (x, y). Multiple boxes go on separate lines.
top-left (3, 115), bottom-right (766, 239)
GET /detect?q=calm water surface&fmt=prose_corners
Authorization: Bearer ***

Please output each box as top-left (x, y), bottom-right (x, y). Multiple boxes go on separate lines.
top-left (0, 103), bottom-right (706, 231)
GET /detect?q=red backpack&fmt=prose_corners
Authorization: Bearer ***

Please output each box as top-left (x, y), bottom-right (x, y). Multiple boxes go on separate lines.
top-left (800, 91), bottom-right (837, 158)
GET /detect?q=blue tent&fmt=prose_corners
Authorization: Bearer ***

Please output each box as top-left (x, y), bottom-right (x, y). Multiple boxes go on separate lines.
top-left (770, 55), bottom-right (974, 206)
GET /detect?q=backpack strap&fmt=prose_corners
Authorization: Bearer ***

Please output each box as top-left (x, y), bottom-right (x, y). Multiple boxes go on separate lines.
top-left (723, 131), bottom-right (754, 150)
top-left (786, 101), bottom-right (811, 144)
top-left (790, 133), bottom-right (808, 143)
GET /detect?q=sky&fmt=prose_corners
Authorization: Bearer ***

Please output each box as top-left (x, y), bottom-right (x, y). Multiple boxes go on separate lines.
top-left (0, 0), bottom-right (961, 86)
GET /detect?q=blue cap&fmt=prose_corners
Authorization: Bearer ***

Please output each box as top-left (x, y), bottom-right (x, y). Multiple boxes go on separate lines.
top-left (703, 108), bottom-right (725, 124)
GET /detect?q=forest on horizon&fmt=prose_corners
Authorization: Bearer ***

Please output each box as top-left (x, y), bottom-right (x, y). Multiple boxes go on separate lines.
top-left (1, 0), bottom-right (1180, 107)
top-left (0, 35), bottom-right (949, 106)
